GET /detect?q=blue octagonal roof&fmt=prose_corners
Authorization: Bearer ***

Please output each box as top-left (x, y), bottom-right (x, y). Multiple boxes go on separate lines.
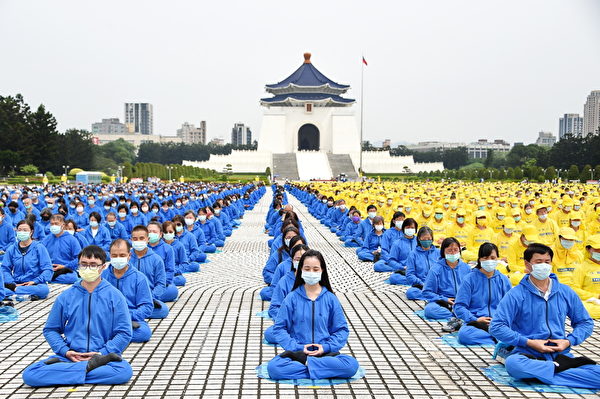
top-left (265, 53), bottom-right (350, 90)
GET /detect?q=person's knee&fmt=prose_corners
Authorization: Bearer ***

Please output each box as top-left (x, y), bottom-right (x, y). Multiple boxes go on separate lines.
top-left (22, 362), bottom-right (42, 387)
top-left (132, 323), bottom-right (152, 343)
top-left (267, 357), bottom-right (283, 379)
top-left (110, 361), bottom-right (133, 384)
top-left (505, 354), bottom-right (526, 377)
top-left (337, 355), bottom-right (359, 378)
top-left (174, 275), bottom-right (186, 286)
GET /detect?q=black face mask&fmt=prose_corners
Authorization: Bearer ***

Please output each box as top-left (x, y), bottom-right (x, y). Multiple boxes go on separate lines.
top-left (41, 215), bottom-right (51, 221)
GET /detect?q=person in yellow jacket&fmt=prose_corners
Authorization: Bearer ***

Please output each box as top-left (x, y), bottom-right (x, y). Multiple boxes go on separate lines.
top-left (569, 212), bottom-right (587, 255)
top-left (552, 227), bottom-right (584, 286)
top-left (522, 203), bottom-right (536, 224)
top-left (447, 209), bottom-right (471, 249)
top-left (418, 205), bottom-right (434, 227)
top-left (494, 219), bottom-right (517, 261)
top-left (511, 208), bottom-right (524, 235)
top-left (490, 209), bottom-right (507, 235)
top-left (553, 197), bottom-right (575, 228)
top-left (532, 203), bottom-right (559, 246)
top-left (571, 234), bottom-right (600, 319)
top-left (430, 208), bottom-right (450, 245)
top-left (587, 210), bottom-right (600, 236)
top-left (469, 211), bottom-right (494, 252)
top-left (505, 225), bottom-right (539, 286)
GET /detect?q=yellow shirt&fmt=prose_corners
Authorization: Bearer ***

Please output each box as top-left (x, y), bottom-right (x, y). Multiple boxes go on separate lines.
top-left (553, 210), bottom-right (573, 229)
top-left (507, 239), bottom-right (528, 274)
top-left (430, 219), bottom-right (450, 244)
top-left (552, 245), bottom-right (584, 286)
top-left (469, 226), bottom-right (494, 251)
top-left (533, 218), bottom-right (559, 246)
top-left (572, 259), bottom-right (600, 301)
top-left (494, 231), bottom-right (517, 260)
top-left (448, 223), bottom-right (472, 248)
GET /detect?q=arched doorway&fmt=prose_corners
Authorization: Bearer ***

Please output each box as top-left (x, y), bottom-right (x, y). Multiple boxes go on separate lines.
top-left (298, 124), bottom-right (319, 151)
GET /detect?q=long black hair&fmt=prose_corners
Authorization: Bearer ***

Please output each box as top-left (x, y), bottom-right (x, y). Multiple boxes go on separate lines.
top-left (277, 227), bottom-right (300, 262)
top-left (292, 249), bottom-right (334, 294)
top-left (440, 237), bottom-right (461, 259)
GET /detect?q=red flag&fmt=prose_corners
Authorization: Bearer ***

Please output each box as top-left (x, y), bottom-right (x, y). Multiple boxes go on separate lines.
top-left (362, 56), bottom-right (368, 66)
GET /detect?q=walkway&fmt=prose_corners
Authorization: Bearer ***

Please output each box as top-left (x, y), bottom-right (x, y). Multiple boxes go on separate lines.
top-left (0, 193), bottom-right (598, 398)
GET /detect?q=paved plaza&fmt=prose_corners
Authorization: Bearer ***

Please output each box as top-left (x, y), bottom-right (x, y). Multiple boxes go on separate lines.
top-left (0, 193), bottom-right (599, 399)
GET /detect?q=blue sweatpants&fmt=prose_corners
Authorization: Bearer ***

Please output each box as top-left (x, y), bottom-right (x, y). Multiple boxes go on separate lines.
top-left (203, 244), bottom-right (217, 253)
top-left (150, 300), bottom-right (169, 319)
top-left (457, 325), bottom-right (495, 346)
top-left (389, 273), bottom-right (408, 286)
top-left (160, 284), bottom-right (178, 302)
top-left (6, 283), bottom-right (50, 299)
top-left (344, 239), bottom-right (360, 248)
top-left (260, 286), bottom-right (273, 301)
top-left (264, 326), bottom-right (277, 345)
top-left (183, 262), bottom-right (200, 272)
top-left (505, 353), bottom-right (600, 389)
top-left (22, 356), bottom-right (132, 387)
top-left (373, 260), bottom-right (395, 272)
top-left (132, 320), bottom-right (152, 343)
top-left (267, 354), bottom-right (359, 380)
top-left (52, 271), bottom-right (78, 284)
top-left (174, 274), bottom-right (186, 287)
top-left (406, 286), bottom-right (426, 300)
top-left (424, 302), bottom-right (453, 320)
top-left (357, 249), bottom-right (375, 261)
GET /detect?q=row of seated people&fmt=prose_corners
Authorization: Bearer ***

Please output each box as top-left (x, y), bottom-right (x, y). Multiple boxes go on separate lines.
top-left (258, 185), bottom-right (360, 381)
top-left (287, 184), bottom-right (600, 390)
top-left (0, 182), bottom-right (265, 387)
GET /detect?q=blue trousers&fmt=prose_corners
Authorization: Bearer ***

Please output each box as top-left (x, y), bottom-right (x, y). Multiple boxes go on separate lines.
top-left (183, 262), bottom-right (200, 272)
top-left (174, 274), bottom-right (186, 286)
top-left (267, 354), bottom-right (359, 380)
top-left (150, 300), bottom-right (169, 319)
top-left (406, 286), bottom-right (426, 300)
top-left (373, 260), bottom-right (395, 272)
top-left (52, 271), bottom-right (78, 284)
top-left (260, 286), bottom-right (273, 301)
top-left (264, 326), bottom-right (277, 345)
top-left (22, 356), bottom-right (132, 387)
top-left (389, 273), bottom-right (408, 286)
top-left (160, 284), bottom-right (178, 302)
top-left (132, 320), bottom-right (152, 343)
top-left (7, 283), bottom-right (50, 299)
top-left (191, 252), bottom-right (207, 263)
top-left (457, 325), bottom-right (495, 345)
top-left (203, 244), bottom-right (217, 253)
top-left (424, 302), bottom-right (453, 319)
top-left (215, 240), bottom-right (225, 247)
top-left (357, 249), bottom-right (375, 261)
top-left (344, 239), bottom-right (360, 248)
top-left (505, 353), bottom-right (600, 389)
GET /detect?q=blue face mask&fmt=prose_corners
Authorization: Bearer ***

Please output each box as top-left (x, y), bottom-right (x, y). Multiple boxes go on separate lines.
top-left (420, 239), bottom-right (433, 248)
top-left (592, 252), bottom-right (600, 262)
top-left (445, 253), bottom-right (461, 263)
top-left (560, 239), bottom-right (575, 250)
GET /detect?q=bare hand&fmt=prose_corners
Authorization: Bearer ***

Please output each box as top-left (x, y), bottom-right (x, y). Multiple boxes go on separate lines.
top-left (527, 339), bottom-right (556, 353)
top-left (65, 350), bottom-right (81, 362)
top-left (16, 281), bottom-right (35, 286)
top-left (52, 264), bottom-right (65, 271)
top-left (547, 339), bottom-right (570, 352)
top-left (477, 316), bottom-right (492, 324)
top-left (447, 298), bottom-right (455, 305)
top-left (303, 343), bottom-right (324, 357)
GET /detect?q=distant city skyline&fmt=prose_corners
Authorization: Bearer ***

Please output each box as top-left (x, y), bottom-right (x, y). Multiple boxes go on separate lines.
top-left (1, 0), bottom-right (599, 145)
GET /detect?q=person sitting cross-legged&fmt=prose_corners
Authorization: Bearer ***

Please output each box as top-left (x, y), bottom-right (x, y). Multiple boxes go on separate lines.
top-left (22, 245), bottom-right (133, 387)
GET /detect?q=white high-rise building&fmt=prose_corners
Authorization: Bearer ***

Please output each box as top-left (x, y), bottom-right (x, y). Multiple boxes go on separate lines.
top-left (91, 118), bottom-right (128, 135)
top-left (124, 103), bottom-right (153, 135)
top-left (535, 131), bottom-right (556, 147)
top-left (231, 123), bottom-right (252, 146)
top-left (558, 113), bottom-right (583, 139)
top-left (583, 90), bottom-right (600, 137)
top-left (177, 121), bottom-right (206, 145)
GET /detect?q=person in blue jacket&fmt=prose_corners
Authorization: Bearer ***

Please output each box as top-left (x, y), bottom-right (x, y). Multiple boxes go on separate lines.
top-left (128, 202), bottom-right (147, 229)
top-left (64, 220), bottom-right (91, 250)
top-left (336, 205), bottom-right (356, 237)
top-left (80, 212), bottom-right (112, 254)
top-left (162, 221), bottom-right (191, 286)
top-left (342, 210), bottom-right (363, 247)
top-left (357, 216), bottom-right (385, 262)
top-left (454, 243), bottom-right (512, 345)
top-left (212, 202), bottom-right (232, 237)
top-left (391, 222), bottom-right (430, 287)
top-left (266, 249), bottom-right (360, 380)
top-left (22, 245), bottom-right (133, 387)
top-left (103, 239), bottom-right (153, 343)
top-left (104, 212), bottom-right (128, 241)
top-left (173, 215), bottom-right (205, 267)
top-left (116, 205), bottom-right (133, 235)
top-left (264, 244), bottom-right (309, 344)
top-left (2, 220), bottom-right (53, 299)
top-left (147, 221), bottom-right (178, 302)
top-left (71, 202), bottom-right (89, 230)
top-left (43, 214), bottom-right (82, 284)
top-left (489, 243), bottom-right (600, 389)
top-left (197, 208), bottom-right (221, 251)
top-left (374, 214), bottom-right (411, 272)
top-left (0, 207), bottom-right (16, 260)
top-left (262, 227), bottom-right (299, 285)
top-left (6, 202), bottom-right (25, 227)
top-left (422, 237), bottom-right (471, 320)
top-left (328, 200), bottom-right (348, 233)
top-left (130, 225), bottom-right (169, 319)
top-left (207, 208), bottom-right (226, 247)
top-left (260, 235), bottom-right (307, 301)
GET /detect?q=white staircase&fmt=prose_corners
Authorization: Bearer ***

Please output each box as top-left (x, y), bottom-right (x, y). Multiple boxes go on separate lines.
top-left (296, 151), bottom-right (333, 180)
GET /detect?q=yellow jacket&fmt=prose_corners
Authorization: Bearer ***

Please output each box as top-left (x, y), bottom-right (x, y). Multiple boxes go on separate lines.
top-left (571, 258), bottom-right (600, 300)
top-left (533, 218), bottom-right (559, 246)
top-left (552, 245), bottom-right (584, 286)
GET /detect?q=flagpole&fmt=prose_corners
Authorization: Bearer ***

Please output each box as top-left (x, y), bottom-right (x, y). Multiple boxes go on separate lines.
top-left (359, 55), bottom-right (364, 179)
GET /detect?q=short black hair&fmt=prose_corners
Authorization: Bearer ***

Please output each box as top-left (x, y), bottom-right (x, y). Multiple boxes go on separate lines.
top-left (366, 205), bottom-right (377, 212)
top-left (476, 242), bottom-right (499, 269)
top-left (110, 238), bottom-right (131, 252)
top-left (78, 245), bottom-right (106, 264)
top-left (524, 243), bottom-right (553, 262)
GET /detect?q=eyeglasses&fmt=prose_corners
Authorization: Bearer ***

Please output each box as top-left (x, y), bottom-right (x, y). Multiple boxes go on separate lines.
top-left (79, 263), bottom-right (104, 269)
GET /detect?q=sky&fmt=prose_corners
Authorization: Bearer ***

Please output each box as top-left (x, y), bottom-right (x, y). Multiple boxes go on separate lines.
top-left (1, 0), bottom-right (599, 146)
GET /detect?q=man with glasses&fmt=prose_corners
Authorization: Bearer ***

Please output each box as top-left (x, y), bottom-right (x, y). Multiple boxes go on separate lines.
top-left (22, 245), bottom-right (133, 387)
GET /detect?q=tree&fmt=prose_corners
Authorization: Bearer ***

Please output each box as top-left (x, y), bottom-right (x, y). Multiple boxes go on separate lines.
top-left (544, 166), bottom-right (556, 181)
top-left (484, 149), bottom-right (494, 168)
top-left (568, 164), bottom-right (579, 181)
top-left (20, 164), bottom-right (38, 175)
top-left (442, 147), bottom-right (469, 169)
top-left (580, 164), bottom-right (592, 182)
top-left (96, 138), bottom-right (136, 165)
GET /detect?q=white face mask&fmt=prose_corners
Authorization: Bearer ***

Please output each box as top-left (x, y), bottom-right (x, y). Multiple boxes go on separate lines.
top-left (374, 225), bottom-right (384, 231)
top-left (292, 260), bottom-right (300, 270)
top-left (530, 263), bottom-right (552, 280)
top-left (481, 259), bottom-right (498, 272)
top-left (302, 271), bottom-right (322, 286)
top-left (110, 257), bottom-right (128, 270)
top-left (404, 228), bottom-right (416, 237)
top-left (368, 212), bottom-right (377, 219)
